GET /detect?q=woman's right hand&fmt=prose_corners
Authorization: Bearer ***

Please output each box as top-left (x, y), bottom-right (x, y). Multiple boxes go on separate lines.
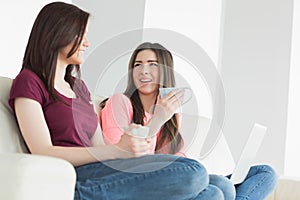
top-left (153, 89), bottom-right (184, 123)
top-left (144, 89), bottom-right (184, 138)
top-left (115, 124), bottom-right (151, 158)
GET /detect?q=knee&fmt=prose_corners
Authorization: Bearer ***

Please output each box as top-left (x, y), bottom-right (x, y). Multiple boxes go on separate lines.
top-left (260, 165), bottom-right (278, 189)
top-left (209, 174), bottom-right (236, 199)
top-left (204, 185), bottom-right (225, 200)
top-left (252, 164), bottom-right (278, 192)
top-left (178, 158), bottom-right (209, 193)
top-left (186, 158), bottom-right (209, 182)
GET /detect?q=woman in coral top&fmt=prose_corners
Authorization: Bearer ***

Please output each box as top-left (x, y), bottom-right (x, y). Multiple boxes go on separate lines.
top-left (100, 42), bottom-right (278, 200)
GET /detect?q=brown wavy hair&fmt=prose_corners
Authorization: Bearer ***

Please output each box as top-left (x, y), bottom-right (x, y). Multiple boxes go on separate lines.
top-left (124, 42), bottom-right (183, 154)
top-left (21, 2), bottom-right (90, 102)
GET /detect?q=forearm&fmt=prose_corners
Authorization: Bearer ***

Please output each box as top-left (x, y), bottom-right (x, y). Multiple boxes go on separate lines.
top-left (35, 144), bottom-right (121, 167)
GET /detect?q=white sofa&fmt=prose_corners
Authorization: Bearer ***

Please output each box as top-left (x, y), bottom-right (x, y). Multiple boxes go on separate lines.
top-left (0, 76), bottom-right (76, 200)
top-left (1, 75), bottom-right (300, 200)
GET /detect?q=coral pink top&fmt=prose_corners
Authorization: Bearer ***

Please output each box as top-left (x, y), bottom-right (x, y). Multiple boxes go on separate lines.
top-left (100, 93), bottom-right (185, 155)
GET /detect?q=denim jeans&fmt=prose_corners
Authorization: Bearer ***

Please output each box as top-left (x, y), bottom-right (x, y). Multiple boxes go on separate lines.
top-left (74, 154), bottom-right (235, 200)
top-left (231, 165), bottom-right (278, 200)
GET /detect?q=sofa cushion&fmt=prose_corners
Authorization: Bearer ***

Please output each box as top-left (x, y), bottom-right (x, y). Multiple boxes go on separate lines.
top-left (0, 76), bottom-right (27, 153)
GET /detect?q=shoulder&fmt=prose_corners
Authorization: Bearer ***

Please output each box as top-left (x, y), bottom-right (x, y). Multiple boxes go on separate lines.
top-left (11, 69), bottom-right (47, 93)
top-left (9, 69), bottom-right (48, 110)
top-left (72, 77), bottom-right (93, 101)
top-left (14, 69), bottom-right (44, 87)
top-left (108, 93), bottom-right (131, 106)
top-left (101, 93), bottom-right (132, 113)
top-left (73, 77), bottom-right (89, 93)
top-left (110, 93), bottom-right (130, 101)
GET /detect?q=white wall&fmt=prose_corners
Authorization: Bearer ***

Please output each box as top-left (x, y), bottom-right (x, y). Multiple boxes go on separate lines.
top-left (0, 0), bottom-right (71, 78)
top-left (218, 0), bottom-right (293, 175)
top-left (285, 0), bottom-right (300, 177)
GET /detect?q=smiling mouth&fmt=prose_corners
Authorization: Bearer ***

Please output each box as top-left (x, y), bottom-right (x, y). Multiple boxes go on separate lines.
top-left (140, 78), bottom-right (152, 83)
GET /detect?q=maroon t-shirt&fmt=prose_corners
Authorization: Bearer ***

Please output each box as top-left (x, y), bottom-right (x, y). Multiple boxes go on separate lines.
top-left (9, 69), bottom-right (98, 148)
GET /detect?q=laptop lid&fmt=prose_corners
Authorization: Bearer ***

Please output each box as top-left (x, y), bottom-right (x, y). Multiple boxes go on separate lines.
top-left (230, 123), bottom-right (267, 184)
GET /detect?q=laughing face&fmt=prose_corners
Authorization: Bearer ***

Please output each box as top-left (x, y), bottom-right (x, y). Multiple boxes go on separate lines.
top-left (132, 49), bottom-right (160, 96)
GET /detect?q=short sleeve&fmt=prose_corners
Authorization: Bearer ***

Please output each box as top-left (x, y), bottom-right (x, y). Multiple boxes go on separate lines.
top-left (9, 69), bottom-right (47, 111)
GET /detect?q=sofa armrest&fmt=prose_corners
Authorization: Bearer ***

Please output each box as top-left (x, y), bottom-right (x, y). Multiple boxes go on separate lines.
top-left (0, 153), bottom-right (76, 200)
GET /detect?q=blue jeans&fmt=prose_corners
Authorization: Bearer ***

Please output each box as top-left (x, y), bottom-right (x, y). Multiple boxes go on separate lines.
top-left (230, 165), bottom-right (278, 200)
top-left (193, 164), bottom-right (277, 200)
top-left (74, 154), bottom-right (235, 200)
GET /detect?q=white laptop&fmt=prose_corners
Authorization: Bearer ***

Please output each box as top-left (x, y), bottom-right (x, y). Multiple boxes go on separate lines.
top-left (230, 123), bottom-right (267, 184)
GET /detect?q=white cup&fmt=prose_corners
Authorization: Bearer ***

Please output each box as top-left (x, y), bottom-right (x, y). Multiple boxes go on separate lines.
top-left (131, 126), bottom-right (149, 138)
top-left (159, 87), bottom-right (192, 113)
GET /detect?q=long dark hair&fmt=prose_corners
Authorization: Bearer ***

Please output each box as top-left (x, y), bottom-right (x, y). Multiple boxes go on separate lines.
top-left (124, 42), bottom-right (183, 154)
top-left (22, 2), bottom-right (90, 101)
